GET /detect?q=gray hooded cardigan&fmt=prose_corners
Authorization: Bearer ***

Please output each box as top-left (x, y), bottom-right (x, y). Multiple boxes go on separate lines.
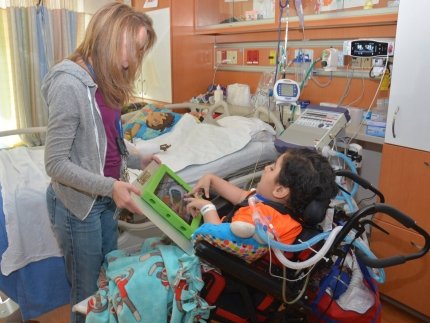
top-left (42, 59), bottom-right (140, 220)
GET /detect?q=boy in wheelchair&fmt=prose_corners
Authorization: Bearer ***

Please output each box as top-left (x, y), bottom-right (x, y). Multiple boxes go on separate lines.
top-left (185, 147), bottom-right (338, 245)
top-left (186, 148), bottom-right (339, 322)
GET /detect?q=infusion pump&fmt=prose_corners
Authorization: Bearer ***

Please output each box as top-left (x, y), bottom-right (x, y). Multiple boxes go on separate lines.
top-left (275, 105), bottom-right (350, 153)
top-left (273, 79), bottom-right (300, 103)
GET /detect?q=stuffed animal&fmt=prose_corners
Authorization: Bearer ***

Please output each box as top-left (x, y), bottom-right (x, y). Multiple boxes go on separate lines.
top-left (193, 223), bottom-right (268, 263)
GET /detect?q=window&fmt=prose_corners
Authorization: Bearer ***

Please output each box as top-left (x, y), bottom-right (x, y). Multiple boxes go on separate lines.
top-left (0, 0), bottom-right (86, 148)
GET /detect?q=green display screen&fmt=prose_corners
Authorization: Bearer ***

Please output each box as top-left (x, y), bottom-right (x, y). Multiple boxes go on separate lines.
top-left (141, 164), bottom-right (202, 239)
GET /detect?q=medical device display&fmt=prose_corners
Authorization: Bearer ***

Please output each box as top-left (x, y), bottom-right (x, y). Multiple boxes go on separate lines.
top-left (140, 163), bottom-right (202, 239)
top-left (343, 39), bottom-right (394, 57)
top-left (275, 105), bottom-right (350, 152)
top-left (273, 79), bottom-right (300, 103)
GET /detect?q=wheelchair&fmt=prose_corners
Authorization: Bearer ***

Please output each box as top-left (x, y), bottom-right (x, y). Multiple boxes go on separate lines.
top-left (193, 170), bottom-right (430, 322)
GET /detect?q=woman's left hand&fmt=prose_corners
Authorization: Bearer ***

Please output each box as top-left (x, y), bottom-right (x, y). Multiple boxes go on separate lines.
top-left (140, 154), bottom-right (161, 169)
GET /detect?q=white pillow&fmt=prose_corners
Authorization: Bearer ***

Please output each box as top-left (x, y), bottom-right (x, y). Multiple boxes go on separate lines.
top-left (217, 116), bottom-right (275, 140)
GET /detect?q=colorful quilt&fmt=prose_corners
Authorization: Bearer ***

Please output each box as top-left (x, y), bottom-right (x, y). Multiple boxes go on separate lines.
top-left (85, 238), bottom-right (212, 323)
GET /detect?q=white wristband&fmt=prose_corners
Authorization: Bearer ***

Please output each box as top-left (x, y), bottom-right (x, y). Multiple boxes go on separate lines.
top-left (200, 203), bottom-right (216, 216)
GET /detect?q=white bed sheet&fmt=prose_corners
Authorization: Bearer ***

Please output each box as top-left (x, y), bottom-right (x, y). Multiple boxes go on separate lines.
top-left (176, 140), bottom-right (278, 185)
top-left (130, 113), bottom-right (278, 174)
top-left (0, 147), bottom-right (62, 276)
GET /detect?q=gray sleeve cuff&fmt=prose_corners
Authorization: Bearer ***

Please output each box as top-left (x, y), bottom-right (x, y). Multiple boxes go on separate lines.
top-left (127, 153), bottom-right (141, 170)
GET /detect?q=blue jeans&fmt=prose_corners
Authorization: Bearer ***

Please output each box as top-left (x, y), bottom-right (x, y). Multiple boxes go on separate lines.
top-left (46, 184), bottom-right (118, 323)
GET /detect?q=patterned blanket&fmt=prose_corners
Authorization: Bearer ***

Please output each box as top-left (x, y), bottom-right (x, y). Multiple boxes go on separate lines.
top-left (86, 238), bottom-right (212, 322)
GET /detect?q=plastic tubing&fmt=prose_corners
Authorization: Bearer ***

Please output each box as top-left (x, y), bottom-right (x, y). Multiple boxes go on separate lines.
top-left (335, 151), bottom-right (359, 197)
top-left (322, 147), bottom-right (359, 213)
top-left (340, 189), bottom-right (355, 215)
top-left (300, 58), bottom-right (320, 90)
top-left (321, 146), bottom-right (359, 198)
top-left (249, 196), bottom-right (280, 240)
top-left (249, 195), bottom-right (341, 270)
top-left (344, 234), bottom-right (386, 283)
top-left (255, 224), bottom-right (331, 252)
top-left (272, 226), bottom-right (343, 270)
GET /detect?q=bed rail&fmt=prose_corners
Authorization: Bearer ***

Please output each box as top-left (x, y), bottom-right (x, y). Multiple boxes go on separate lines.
top-left (0, 127), bottom-right (47, 138)
top-left (165, 101), bottom-right (285, 136)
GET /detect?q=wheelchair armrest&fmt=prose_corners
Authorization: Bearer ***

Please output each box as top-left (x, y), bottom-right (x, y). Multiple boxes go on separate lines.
top-left (194, 240), bottom-right (285, 301)
top-left (334, 203), bottom-right (430, 268)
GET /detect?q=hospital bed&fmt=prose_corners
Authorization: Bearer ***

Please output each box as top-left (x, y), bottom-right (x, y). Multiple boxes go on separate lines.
top-left (117, 101), bottom-right (281, 250)
top-left (0, 104), bottom-right (280, 319)
top-left (0, 127), bottom-right (69, 321)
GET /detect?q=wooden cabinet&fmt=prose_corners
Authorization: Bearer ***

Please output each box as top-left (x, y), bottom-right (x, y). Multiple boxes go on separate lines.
top-left (371, 2), bottom-right (430, 317)
top-left (384, 0), bottom-right (430, 151)
top-left (372, 144), bottom-right (430, 317)
top-left (371, 220), bottom-right (429, 316)
top-left (195, 0), bottom-right (275, 34)
top-left (194, 0), bottom-right (398, 35)
top-left (377, 145), bottom-right (430, 230)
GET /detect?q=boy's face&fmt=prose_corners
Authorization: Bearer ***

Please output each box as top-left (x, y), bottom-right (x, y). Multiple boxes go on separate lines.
top-left (256, 153), bottom-right (286, 199)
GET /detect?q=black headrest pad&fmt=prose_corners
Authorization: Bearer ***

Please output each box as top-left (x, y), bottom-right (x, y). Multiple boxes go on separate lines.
top-left (302, 199), bottom-right (330, 226)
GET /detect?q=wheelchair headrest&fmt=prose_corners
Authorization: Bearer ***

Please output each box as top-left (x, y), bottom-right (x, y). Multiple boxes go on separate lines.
top-left (302, 198), bottom-right (331, 226)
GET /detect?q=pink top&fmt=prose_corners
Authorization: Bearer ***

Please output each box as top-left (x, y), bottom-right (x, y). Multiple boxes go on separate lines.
top-left (96, 90), bottom-right (121, 180)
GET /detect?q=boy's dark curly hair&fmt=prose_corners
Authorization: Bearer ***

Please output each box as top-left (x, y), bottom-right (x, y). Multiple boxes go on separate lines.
top-left (277, 148), bottom-right (338, 225)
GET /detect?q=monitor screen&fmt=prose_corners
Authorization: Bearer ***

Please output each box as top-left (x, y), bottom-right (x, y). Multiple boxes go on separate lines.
top-left (154, 174), bottom-right (193, 225)
top-left (280, 83), bottom-right (294, 97)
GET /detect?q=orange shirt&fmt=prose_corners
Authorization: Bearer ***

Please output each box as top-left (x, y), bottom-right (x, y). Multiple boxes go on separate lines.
top-left (232, 202), bottom-right (302, 245)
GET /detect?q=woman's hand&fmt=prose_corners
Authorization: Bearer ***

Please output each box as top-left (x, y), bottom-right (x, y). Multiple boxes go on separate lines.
top-left (112, 181), bottom-right (143, 215)
top-left (140, 154), bottom-right (161, 170)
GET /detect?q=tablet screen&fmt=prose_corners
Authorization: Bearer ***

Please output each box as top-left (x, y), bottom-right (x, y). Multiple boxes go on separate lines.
top-left (154, 174), bottom-right (193, 225)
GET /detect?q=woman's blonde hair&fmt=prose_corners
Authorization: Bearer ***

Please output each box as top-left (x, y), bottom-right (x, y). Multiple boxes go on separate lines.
top-left (70, 2), bottom-right (156, 107)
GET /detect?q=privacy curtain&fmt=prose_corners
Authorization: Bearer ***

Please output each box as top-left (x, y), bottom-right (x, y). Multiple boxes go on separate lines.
top-left (0, 0), bottom-right (85, 146)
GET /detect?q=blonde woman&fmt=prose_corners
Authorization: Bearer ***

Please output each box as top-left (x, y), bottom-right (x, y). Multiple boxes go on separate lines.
top-left (42, 3), bottom-right (156, 322)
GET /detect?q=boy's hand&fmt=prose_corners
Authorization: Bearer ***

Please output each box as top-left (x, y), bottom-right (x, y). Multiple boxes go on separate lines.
top-left (188, 174), bottom-right (213, 199)
top-left (184, 197), bottom-right (210, 217)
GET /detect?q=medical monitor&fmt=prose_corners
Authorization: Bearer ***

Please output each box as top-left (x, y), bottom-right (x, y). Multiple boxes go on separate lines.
top-left (141, 164), bottom-right (202, 239)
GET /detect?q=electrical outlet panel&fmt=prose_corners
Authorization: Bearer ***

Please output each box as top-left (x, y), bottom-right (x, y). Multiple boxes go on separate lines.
top-left (294, 49), bottom-right (314, 62)
top-left (216, 50), bottom-right (224, 64)
top-left (337, 51), bottom-right (345, 67)
top-left (269, 50), bottom-right (276, 65)
top-left (246, 49), bottom-right (259, 65)
top-left (351, 57), bottom-right (362, 68)
top-left (362, 57), bottom-right (372, 68)
top-left (216, 49), bottom-right (238, 65)
top-left (226, 50), bottom-right (238, 64)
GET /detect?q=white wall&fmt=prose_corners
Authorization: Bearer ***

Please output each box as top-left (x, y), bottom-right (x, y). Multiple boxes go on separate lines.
top-left (83, 0), bottom-right (113, 15)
